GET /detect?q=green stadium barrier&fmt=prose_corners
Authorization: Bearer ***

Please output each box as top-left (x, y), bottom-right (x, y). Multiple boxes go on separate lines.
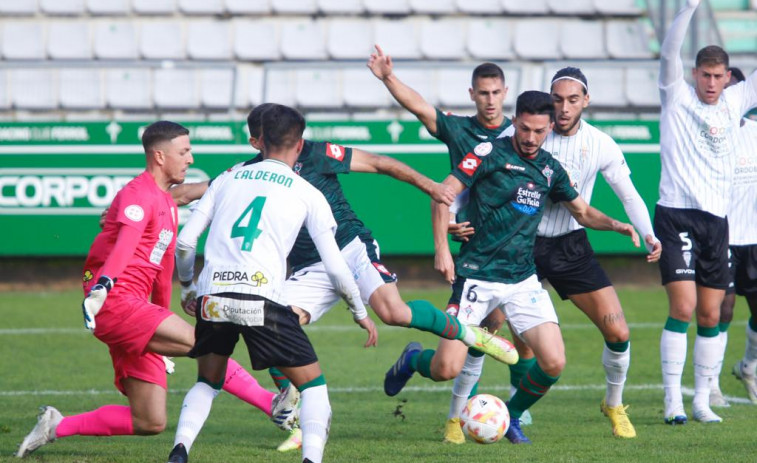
top-left (0, 119), bottom-right (660, 256)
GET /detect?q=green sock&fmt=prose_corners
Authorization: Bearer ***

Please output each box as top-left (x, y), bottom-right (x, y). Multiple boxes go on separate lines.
top-left (664, 316), bottom-right (689, 334)
top-left (508, 362), bottom-right (560, 419)
top-left (407, 300), bottom-right (466, 341)
top-left (719, 322), bottom-right (731, 333)
top-left (269, 367), bottom-right (290, 392)
top-left (697, 325), bottom-right (719, 337)
top-left (509, 357), bottom-right (536, 389)
top-left (410, 349), bottom-right (436, 380)
top-left (605, 340), bottom-right (630, 353)
top-left (467, 348), bottom-right (485, 398)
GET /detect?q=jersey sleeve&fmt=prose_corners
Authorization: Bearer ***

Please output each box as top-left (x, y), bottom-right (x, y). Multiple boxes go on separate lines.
top-left (310, 140), bottom-right (353, 175)
top-left (548, 160), bottom-right (579, 203)
top-left (432, 108), bottom-right (453, 142)
top-left (724, 74), bottom-right (757, 119)
top-left (598, 136), bottom-right (632, 186)
top-left (114, 184), bottom-right (153, 234)
top-left (304, 187), bottom-right (338, 240)
top-left (450, 150), bottom-right (491, 188)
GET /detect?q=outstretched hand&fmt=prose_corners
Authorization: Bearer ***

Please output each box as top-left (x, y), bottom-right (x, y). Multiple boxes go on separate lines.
top-left (435, 250), bottom-right (456, 285)
top-left (356, 316), bottom-right (378, 348)
top-left (645, 235), bottom-right (662, 263)
top-left (367, 44), bottom-right (393, 81)
top-left (448, 221), bottom-right (475, 242)
top-left (613, 222), bottom-right (640, 248)
top-left (431, 182), bottom-right (456, 206)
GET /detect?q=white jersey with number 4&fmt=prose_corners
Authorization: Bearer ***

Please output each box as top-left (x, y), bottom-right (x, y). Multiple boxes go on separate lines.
top-left (658, 78), bottom-right (757, 217)
top-left (192, 159), bottom-right (336, 304)
top-left (729, 118), bottom-right (757, 245)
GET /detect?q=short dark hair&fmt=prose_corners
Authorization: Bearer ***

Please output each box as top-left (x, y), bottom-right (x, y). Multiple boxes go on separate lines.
top-left (247, 103), bottom-right (277, 139)
top-left (695, 45), bottom-right (729, 68)
top-left (515, 91), bottom-right (555, 122)
top-left (261, 104), bottom-right (305, 153)
top-left (141, 121), bottom-right (189, 153)
top-left (729, 66), bottom-right (746, 83)
top-left (471, 62), bottom-right (505, 87)
top-left (551, 67), bottom-right (588, 95)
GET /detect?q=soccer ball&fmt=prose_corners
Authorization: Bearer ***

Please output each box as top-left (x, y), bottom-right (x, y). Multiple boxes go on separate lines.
top-left (459, 394), bottom-right (510, 444)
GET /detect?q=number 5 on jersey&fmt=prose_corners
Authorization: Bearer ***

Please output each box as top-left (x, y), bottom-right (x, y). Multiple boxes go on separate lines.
top-left (231, 196), bottom-right (267, 252)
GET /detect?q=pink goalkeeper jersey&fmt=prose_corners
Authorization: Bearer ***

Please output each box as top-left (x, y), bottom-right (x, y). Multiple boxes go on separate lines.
top-left (83, 171), bottom-right (178, 302)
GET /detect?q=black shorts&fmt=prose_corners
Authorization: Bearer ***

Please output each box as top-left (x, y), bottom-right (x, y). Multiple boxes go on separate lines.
top-left (728, 245), bottom-right (757, 296)
top-left (533, 229), bottom-right (612, 300)
top-left (654, 205), bottom-right (730, 289)
top-left (190, 292), bottom-right (318, 371)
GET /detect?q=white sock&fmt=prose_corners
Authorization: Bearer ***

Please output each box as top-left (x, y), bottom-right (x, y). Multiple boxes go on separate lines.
top-left (661, 329), bottom-right (687, 407)
top-left (711, 331), bottom-right (728, 391)
top-left (743, 324), bottom-right (757, 374)
top-left (603, 343), bottom-right (630, 408)
top-left (509, 385), bottom-right (517, 400)
top-left (693, 334), bottom-right (720, 409)
top-left (174, 382), bottom-right (221, 453)
top-left (448, 353), bottom-right (484, 419)
top-left (300, 385), bottom-right (331, 463)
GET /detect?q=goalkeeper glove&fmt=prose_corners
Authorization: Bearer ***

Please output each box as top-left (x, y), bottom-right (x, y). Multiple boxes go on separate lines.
top-left (82, 275), bottom-right (115, 332)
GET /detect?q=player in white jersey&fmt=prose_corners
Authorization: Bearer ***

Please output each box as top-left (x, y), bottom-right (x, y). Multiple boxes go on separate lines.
top-left (656, 0), bottom-right (757, 425)
top-left (444, 67), bottom-right (661, 441)
top-left (165, 105), bottom-right (376, 463)
top-left (710, 68), bottom-right (757, 407)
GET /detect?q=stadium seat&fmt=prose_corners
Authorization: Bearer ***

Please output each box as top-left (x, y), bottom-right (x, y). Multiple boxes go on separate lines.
top-left (140, 21), bottom-right (186, 60)
top-left (264, 68), bottom-right (296, 106)
top-left (242, 65), bottom-right (265, 106)
top-left (364, 0), bottom-right (411, 15)
top-left (0, 70), bottom-right (9, 109)
top-left (105, 68), bottom-right (152, 109)
top-left (327, 19), bottom-right (373, 60)
top-left (456, 0), bottom-right (501, 13)
top-left (225, 0), bottom-right (271, 14)
top-left (420, 20), bottom-right (467, 60)
top-left (593, 0), bottom-right (641, 15)
top-left (466, 19), bottom-right (514, 60)
top-left (10, 69), bottom-right (57, 109)
top-left (752, 0), bottom-right (757, 10)
top-left (295, 69), bottom-right (343, 108)
top-left (513, 20), bottom-right (561, 59)
top-left (625, 67), bottom-right (659, 107)
top-left (2, 23), bottom-right (46, 60)
top-left (153, 68), bottom-right (198, 109)
top-left (93, 21), bottom-right (139, 60)
top-left (502, 0), bottom-right (549, 15)
top-left (87, 0), bottom-right (129, 15)
top-left (503, 68), bottom-right (520, 107)
top-left (606, 20), bottom-right (654, 59)
top-left (581, 67), bottom-right (627, 107)
top-left (391, 68), bottom-right (437, 106)
top-left (559, 20), bottom-right (606, 59)
top-left (59, 69), bottom-right (103, 109)
top-left (318, 0), bottom-right (364, 14)
top-left (374, 19), bottom-right (421, 59)
top-left (48, 21), bottom-right (93, 60)
top-left (199, 68), bottom-right (234, 108)
top-left (234, 19), bottom-right (281, 61)
top-left (0, 0), bottom-right (37, 15)
top-left (272, 0), bottom-right (318, 14)
top-left (280, 19), bottom-right (327, 60)
top-left (342, 68), bottom-right (390, 108)
top-left (187, 21), bottom-right (232, 60)
top-left (132, 0), bottom-right (176, 15)
top-left (40, 0), bottom-right (84, 15)
top-left (179, 0), bottom-right (224, 15)
top-left (547, 0), bottom-right (595, 15)
top-left (437, 68), bottom-right (473, 107)
top-left (410, 0), bottom-right (456, 14)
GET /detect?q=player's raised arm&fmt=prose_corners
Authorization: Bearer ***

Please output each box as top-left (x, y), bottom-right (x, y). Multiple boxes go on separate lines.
top-left (562, 196), bottom-right (640, 248)
top-left (431, 175), bottom-right (467, 284)
top-left (660, 0), bottom-right (700, 87)
top-left (169, 180), bottom-right (209, 206)
top-left (350, 147), bottom-right (455, 205)
top-left (368, 44), bottom-right (438, 133)
top-left (604, 173), bottom-right (662, 261)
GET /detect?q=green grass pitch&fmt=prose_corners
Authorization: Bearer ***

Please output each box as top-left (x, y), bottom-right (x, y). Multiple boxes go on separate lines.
top-left (1, 284), bottom-right (756, 462)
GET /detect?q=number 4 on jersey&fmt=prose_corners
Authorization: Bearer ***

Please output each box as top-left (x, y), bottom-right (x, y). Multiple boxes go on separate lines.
top-left (231, 196), bottom-right (267, 252)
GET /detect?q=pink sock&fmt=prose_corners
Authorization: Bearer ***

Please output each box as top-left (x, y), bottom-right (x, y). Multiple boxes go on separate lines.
top-left (223, 358), bottom-right (275, 416)
top-left (55, 405), bottom-right (134, 438)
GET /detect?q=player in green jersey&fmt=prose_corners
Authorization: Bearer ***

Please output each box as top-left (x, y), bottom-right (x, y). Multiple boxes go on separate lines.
top-left (383, 91), bottom-right (640, 444)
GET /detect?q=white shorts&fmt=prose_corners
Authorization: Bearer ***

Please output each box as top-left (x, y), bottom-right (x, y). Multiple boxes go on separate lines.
top-left (283, 236), bottom-right (397, 323)
top-left (447, 274), bottom-right (558, 336)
